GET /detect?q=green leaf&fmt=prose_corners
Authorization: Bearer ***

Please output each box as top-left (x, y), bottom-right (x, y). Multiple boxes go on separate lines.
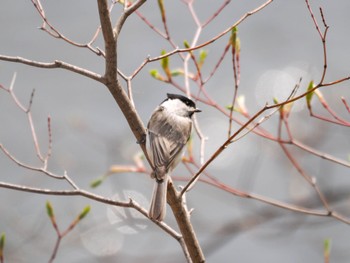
top-left (160, 50), bottom-right (172, 79)
top-left (324, 238), bottom-right (331, 257)
top-left (183, 40), bottom-right (190, 49)
top-left (90, 178), bottom-right (103, 188)
top-left (158, 0), bottom-right (165, 19)
top-left (0, 233), bottom-right (5, 252)
top-left (150, 69), bottom-right (159, 78)
top-left (46, 201), bottom-right (54, 218)
top-left (171, 70), bottom-right (182, 77)
top-left (230, 27), bottom-right (238, 46)
top-left (149, 69), bottom-right (164, 81)
top-left (273, 97), bottom-right (279, 104)
top-left (199, 50), bottom-right (207, 61)
top-left (199, 50), bottom-right (208, 65)
top-left (225, 105), bottom-right (234, 111)
top-left (232, 26), bottom-right (238, 34)
top-left (78, 206), bottom-right (91, 221)
top-left (306, 80), bottom-right (314, 109)
top-left (160, 50), bottom-right (169, 71)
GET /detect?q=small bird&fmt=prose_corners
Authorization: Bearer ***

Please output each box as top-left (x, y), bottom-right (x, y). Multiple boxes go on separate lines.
top-left (147, 93), bottom-right (201, 221)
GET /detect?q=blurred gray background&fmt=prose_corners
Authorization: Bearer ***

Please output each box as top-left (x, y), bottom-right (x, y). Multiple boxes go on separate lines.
top-left (1, 0), bottom-right (350, 262)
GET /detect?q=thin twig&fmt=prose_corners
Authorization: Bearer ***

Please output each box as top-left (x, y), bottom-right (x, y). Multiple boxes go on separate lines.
top-left (313, 90), bottom-right (350, 126)
top-left (31, 0), bottom-right (104, 56)
top-left (204, 43), bottom-right (230, 84)
top-left (46, 116), bottom-right (52, 161)
top-left (0, 56), bottom-right (102, 82)
top-left (304, 0), bottom-right (329, 85)
top-left (292, 139), bottom-right (350, 168)
top-left (279, 111), bottom-right (332, 212)
top-left (228, 32), bottom-right (240, 137)
top-left (202, 0), bottom-right (231, 28)
top-left (0, 144), bottom-right (64, 179)
top-left (341, 97), bottom-right (350, 113)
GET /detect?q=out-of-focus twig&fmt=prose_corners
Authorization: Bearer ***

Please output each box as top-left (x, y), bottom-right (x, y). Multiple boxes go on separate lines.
top-left (31, 0), bottom-right (105, 56)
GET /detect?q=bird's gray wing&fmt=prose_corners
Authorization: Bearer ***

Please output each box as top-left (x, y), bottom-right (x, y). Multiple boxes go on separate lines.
top-left (148, 109), bottom-right (190, 181)
top-left (148, 128), bottom-right (187, 180)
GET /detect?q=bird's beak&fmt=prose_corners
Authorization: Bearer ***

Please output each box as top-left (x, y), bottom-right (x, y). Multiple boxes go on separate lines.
top-left (194, 108), bottom-right (201, 113)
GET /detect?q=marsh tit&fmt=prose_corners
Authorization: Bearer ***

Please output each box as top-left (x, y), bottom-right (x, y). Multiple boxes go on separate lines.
top-left (147, 93), bottom-right (201, 221)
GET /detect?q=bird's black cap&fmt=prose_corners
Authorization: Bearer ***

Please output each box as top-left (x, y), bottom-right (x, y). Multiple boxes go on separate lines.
top-left (167, 93), bottom-right (197, 109)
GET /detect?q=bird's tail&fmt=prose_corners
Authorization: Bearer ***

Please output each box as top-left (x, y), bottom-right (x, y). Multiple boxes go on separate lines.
top-left (149, 175), bottom-right (168, 221)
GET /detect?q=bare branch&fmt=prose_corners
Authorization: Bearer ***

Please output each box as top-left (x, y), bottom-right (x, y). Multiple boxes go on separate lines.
top-left (292, 139), bottom-right (350, 168)
top-left (31, 0), bottom-right (104, 56)
top-left (313, 90), bottom-right (350, 126)
top-left (0, 55), bottom-right (102, 82)
top-left (304, 0), bottom-right (329, 84)
top-left (341, 96), bottom-right (350, 113)
top-left (46, 116), bottom-right (53, 163)
top-left (202, 0), bottom-right (231, 27)
top-left (0, 144), bottom-right (64, 179)
top-left (200, 177), bottom-right (350, 225)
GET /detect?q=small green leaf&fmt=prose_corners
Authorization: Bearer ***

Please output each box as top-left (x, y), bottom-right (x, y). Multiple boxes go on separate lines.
top-left (160, 50), bottom-right (171, 79)
top-left (150, 69), bottom-right (159, 78)
top-left (273, 97), bottom-right (279, 104)
top-left (171, 70), bottom-right (182, 77)
top-left (150, 69), bottom-right (158, 77)
top-left (324, 238), bottom-right (331, 257)
top-left (232, 26), bottom-right (238, 34)
top-left (0, 233), bottom-right (5, 252)
top-left (199, 50), bottom-right (207, 61)
top-left (183, 40), bottom-right (190, 49)
top-left (158, 0), bottom-right (165, 20)
top-left (199, 50), bottom-right (208, 67)
top-left (225, 105), bottom-right (234, 111)
top-left (46, 201), bottom-right (54, 218)
top-left (161, 50), bottom-right (168, 71)
top-left (90, 178), bottom-right (103, 188)
top-left (149, 69), bottom-right (164, 81)
top-left (230, 27), bottom-right (240, 59)
top-left (78, 206), bottom-right (91, 221)
top-left (230, 27), bottom-right (238, 46)
top-left (306, 80), bottom-right (314, 109)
